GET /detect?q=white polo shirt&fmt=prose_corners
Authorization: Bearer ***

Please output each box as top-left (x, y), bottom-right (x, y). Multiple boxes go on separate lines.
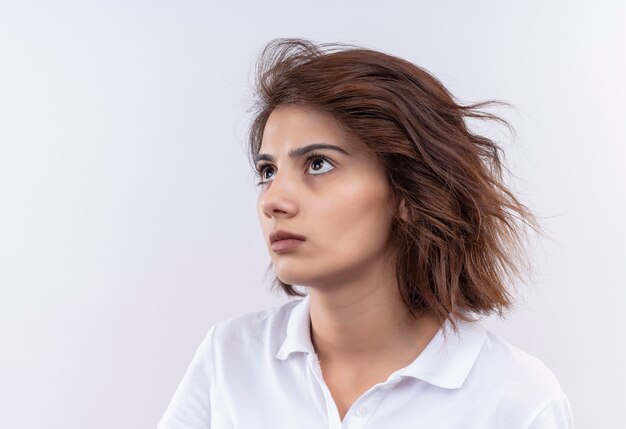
top-left (157, 295), bottom-right (574, 428)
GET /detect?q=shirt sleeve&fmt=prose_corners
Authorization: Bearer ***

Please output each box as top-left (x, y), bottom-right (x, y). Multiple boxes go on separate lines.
top-left (156, 325), bottom-right (217, 429)
top-left (526, 391), bottom-right (574, 429)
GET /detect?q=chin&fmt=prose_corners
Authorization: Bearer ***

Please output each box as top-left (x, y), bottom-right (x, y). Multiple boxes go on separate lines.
top-left (274, 264), bottom-right (318, 287)
top-left (275, 272), bottom-right (306, 286)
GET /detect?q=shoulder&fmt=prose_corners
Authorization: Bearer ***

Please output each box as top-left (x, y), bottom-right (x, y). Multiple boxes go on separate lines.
top-left (205, 298), bottom-right (301, 355)
top-left (465, 327), bottom-right (572, 427)
top-left (477, 330), bottom-right (564, 396)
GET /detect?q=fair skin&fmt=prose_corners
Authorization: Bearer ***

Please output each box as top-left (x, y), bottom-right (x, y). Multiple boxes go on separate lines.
top-left (256, 105), bottom-right (442, 420)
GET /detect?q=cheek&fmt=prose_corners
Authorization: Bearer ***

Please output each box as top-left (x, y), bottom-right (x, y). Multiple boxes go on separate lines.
top-left (256, 202), bottom-right (267, 230)
top-left (256, 201), bottom-right (274, 248)
top-left (317, 179), bottom-right (393, 252)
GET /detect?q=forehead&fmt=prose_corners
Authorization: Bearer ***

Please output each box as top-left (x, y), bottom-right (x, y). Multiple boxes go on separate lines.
top-left (260, 105), bottom-right (356, 151)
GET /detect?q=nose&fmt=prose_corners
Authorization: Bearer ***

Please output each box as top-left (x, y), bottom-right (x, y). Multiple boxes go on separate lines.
top-left (258, 169), bottom-right (299, 219)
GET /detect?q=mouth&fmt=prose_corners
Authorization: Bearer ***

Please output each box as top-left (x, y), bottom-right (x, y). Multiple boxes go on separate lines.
top-left (270, 238), bottom-right (305, 253)
top-left (269, 229), bottom-right (306, 244)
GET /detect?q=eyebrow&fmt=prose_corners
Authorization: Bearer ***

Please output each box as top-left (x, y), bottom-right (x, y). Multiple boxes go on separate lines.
top-left (254, 143), bottom-right (349, 165)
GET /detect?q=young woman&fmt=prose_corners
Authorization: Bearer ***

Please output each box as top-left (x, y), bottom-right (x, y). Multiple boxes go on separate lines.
top-left (157, 38), bottom-right (573, 428)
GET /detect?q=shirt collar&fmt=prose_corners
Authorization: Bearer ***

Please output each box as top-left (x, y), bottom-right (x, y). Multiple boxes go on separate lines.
top-left (275, 294), bottom-right (487, 390)
top-left (275, 294), bottom-right (317, 359)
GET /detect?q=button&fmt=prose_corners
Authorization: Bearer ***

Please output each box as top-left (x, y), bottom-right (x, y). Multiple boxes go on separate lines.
top-left (355, 406), bottom-right (368, 417)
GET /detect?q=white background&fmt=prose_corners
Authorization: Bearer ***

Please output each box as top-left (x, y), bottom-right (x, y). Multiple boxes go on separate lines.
top-left (1, 1), bottom-right (624, 428)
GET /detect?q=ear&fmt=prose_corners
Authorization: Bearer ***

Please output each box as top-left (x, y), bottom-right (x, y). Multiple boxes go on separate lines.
top-left (399, 198), bottom-right (410, 223)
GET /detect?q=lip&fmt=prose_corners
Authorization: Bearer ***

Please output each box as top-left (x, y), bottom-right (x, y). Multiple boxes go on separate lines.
top-left (269, 229), bottom-right (306, 244)
top-left (271, 238), bottom-right (305, 253)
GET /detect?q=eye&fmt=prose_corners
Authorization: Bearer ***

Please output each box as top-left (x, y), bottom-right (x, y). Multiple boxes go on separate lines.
top-left (307, 154), bottom-right (334, 175)
top-left (255, 153), bottom-right (335, 187)
top-left (255, 162), bottom-right (276, 182)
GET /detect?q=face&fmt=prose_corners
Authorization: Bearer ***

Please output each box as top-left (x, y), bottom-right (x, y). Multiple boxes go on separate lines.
top-left (256, 105), bottom-right (398, 289)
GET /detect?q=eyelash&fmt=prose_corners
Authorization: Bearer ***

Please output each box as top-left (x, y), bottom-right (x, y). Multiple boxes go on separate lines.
top-left (255, 152), bottom-right (334, 187)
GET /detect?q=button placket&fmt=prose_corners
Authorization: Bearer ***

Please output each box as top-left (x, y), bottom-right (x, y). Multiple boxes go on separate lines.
top-left (349, 379), bottom-right (401, 428)
top-left (306, 353), bottom-right (343, 428)
top-left (354, 405), bottom-right (368, 417)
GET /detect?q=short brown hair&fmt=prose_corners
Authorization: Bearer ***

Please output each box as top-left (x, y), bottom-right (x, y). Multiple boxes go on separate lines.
top-left (246, 38), bottom-right (543, 335)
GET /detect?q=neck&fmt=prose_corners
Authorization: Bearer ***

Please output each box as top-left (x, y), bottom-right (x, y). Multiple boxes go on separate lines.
top-left (306, 250), bottom-right (442, 367)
